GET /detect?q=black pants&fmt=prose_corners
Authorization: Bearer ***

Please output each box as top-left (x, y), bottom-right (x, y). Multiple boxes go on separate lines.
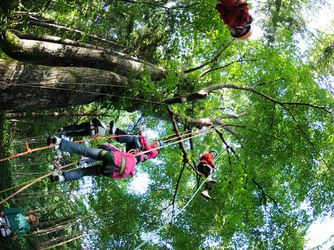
top-left (197, 162), bottom-right (213, 190)
top-left (61, 122), bottom-right (94, 137)
top-left (115, 128), bottom-right (141, 162)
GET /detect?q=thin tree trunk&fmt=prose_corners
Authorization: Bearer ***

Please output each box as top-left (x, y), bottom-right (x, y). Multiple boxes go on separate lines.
top-left (12, 192), bottom-right (69, 201)
top-left (38, 231), bottom-right (87, 250)
top-left (30, 199), bottom-right (74, 213)
top-left (34, 213), bottom-right (96, 236)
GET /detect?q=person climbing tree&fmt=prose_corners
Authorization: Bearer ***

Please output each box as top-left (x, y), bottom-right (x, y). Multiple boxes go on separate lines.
top-left (0, 208), bottom-right (39, 240)
top-left (216, 0), bottom-right (253, 40)
top-left (59, 118), bottom-right (108, 138)
top-left (47, 136), bottom-right (137, 182)
top-left (110, 121), bottom-right (164, 163)
top-left (197, 150), bottom-right (218, 199)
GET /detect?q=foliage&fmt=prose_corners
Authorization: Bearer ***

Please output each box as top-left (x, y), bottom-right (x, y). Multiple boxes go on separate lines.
top-left (0, 0), bottom-right (334, 249)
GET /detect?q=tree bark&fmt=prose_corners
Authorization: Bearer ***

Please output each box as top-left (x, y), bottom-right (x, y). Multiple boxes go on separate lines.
top-left (6, 111), bottom-right (114, 119)
top-left (37, 231), bottom-right (83, 249)
top-left (1, 31), bottom-right (165, 80)
top-left (0, 58), bottom-right (128, 111)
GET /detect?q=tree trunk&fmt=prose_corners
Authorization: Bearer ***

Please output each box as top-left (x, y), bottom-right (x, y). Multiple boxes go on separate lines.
top-left (37, 231), bottom-right (85, 250)
top-left (34, 213), bottom-right (96, 236)
top-left (0, 58), bottom-right (130, 111)
top-left (6, 111), bottom-right (114, 119)
top-left (1, 31), bottom-right (165, 80)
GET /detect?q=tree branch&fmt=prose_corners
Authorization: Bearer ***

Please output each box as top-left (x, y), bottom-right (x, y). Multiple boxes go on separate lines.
top-left (167, 106), bottom-right (190, 164)
top-left (184, 39), bottom-right (235, 74)
top-left (164, 82), bottom-right (334, 115)
top-left (27, 16), bottom-right (127, 49)
top-left (201, 58), bottom-right (263, 77)
top-left (250, 178), bottom-right (284, 215)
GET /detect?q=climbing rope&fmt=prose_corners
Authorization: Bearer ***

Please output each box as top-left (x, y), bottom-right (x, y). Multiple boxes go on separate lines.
top-left (134, 140), bottom-right (225, 249)
top-left (134, 175), bottom-right (209, 250)
top-left (0, 134), bottom-right (133, 162)
top-left (136, 128), bottom-right (216, 156)
top-left (0, 127), bottom-right (211, 162)
top-left (0, 128), bottom-right (217, 203)
top-left (16, 83), bottom-right (167, 106)
top-left (0, 161), bottom-right (77, 205)
top-left (236, 39), bottom-right (253, 85)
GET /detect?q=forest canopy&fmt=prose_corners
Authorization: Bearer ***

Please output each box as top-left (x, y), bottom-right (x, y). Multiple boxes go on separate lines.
top-left (0, 0), bottom-right (334, 249)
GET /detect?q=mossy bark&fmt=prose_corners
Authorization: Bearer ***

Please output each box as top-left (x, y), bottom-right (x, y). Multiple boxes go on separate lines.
top-left (0, 59), bottom-right (129, 111)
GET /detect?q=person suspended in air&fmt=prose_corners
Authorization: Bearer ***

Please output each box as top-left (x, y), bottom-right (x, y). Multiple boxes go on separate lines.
top-left (47, 136), bottom-right (137, 183)
top-left (58, 118), bottom-right (108, 138)
top-left (109, 121), bottom-right (164, 163)
top-left (197, 150), bottom-right (218, 199)
top-left (216, 0), bottom-right (253, 40)
top-left (0, 208), bottom-right (39, 240)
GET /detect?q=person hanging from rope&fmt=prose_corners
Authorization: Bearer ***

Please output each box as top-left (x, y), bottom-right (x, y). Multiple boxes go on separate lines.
top-left (0, 208), bottom-right (39, 240)
top-left (216, 0), bottom-right (253, 40)
top-left (109, 121), bottom-right (164, 163)
top-left (197, 150), bottom-right (218, 199)
top-left (58, 118), bottom-right (108, 138)
top-left (47, 136), bottom-right (137, 183)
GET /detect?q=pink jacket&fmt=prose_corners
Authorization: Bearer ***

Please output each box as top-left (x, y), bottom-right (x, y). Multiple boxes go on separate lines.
top-left (101, 142), bottom-right (136, 179)
top-left (110, 151), bottom-right (136, 179)
top-left (138, 135), bottom-right (159, 162)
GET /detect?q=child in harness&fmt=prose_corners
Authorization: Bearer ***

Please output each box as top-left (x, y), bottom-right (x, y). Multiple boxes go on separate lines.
top-left (197, 150), bottom-right (218, 199)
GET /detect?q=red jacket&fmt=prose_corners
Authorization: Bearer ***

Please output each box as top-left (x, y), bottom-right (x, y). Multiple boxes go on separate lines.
top-left (216, 1), bottom-right (251, 27)
top-left (199, 153), bottom-right (216, 168)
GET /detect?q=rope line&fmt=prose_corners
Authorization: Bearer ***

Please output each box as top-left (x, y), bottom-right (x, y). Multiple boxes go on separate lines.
top-left (17, 83), bottom-right (167, 106)
top-left (134, 137), bottom-right (225, 249)
top-left (0, 128), bottom-right (208, 162)
top-left (0, 128), bottom-right (217, 203)
top-left (0, 158), bottom-right (99, 194)
top-left (134, 176), bottom-right (209, 250)
top-left (135, 128), bottom-right (215, 156)
top-left (0, 161), bottom-right (77, 205)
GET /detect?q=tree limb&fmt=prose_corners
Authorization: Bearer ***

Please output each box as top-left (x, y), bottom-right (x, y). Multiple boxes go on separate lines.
top-left (184, 39), bottom-right (235, 74)
top-left (167, 106), bottom-right (190, 164)
top-left (28, 16), bottom-right (127, 49)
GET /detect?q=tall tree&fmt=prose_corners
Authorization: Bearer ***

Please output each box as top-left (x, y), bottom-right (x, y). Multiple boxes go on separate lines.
top-left (1, 0), bottom-right (334, 248)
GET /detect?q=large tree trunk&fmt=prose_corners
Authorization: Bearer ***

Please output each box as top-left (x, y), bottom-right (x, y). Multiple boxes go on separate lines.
top-left (0, 59), bottom-right (128, 111)
top-left (6, 111), bottom-right (114, 119)
top-left (1, 31), bottom-right (165, 80)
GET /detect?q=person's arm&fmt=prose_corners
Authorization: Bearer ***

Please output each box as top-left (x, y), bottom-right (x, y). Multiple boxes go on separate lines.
top-left (206, 157), bottom-right (216, 168)
top-left (139, 135), bottom-right (152, 150)
top-left (14, 224), bottom-right (30, 238)
top-left (3, 208), bottom-right (23, 215)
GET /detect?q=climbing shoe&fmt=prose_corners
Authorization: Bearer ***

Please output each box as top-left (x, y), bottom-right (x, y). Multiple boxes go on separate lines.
top-left (201, 190), bottom-right (211, 199)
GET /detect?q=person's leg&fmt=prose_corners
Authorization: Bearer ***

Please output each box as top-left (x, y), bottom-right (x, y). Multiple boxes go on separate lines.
top-left (64, 130), bottom-right (90, 137)
top-left (62, 122), bottom-right (88, 132)
top-left (198, 163), bottom-right (213, 199)
top-left (63, 165), bottom-right (102, 181)
top-left (59, 139), bottom-right (103, 160)
top-left (62, 122), bottom-right (91, 137)
top-left (115, 129), bottom-right (140, 149)
top-left (197, 163), bottom-right (208, 176)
